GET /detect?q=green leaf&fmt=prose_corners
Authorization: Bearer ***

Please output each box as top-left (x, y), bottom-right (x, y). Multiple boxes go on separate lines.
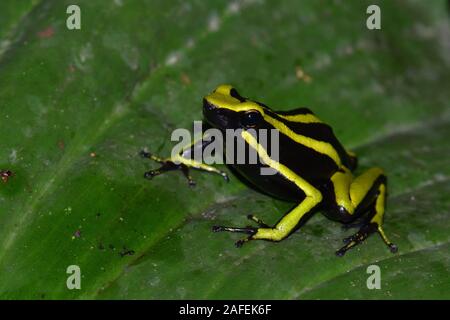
top-left (0, 0), bottom-right (449, 299)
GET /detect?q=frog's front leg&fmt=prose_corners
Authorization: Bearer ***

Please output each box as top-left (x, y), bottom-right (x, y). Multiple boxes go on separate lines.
top-left (213, 174), bottom-right (322, 247)
top-left (141, 134), bottom-right (229, 186)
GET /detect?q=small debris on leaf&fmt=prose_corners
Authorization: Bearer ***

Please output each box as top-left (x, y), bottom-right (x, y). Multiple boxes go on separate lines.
top-left (181, 73), bottom-right (191, 85)
top-left (37, 26), bottom-right (54, 39)
top-left (0, 170), bottom-right (13, 183)
top-left (295, 66), bottom-right (312, 83)
top-left (119, 247), bottom-right (135, 257)
top-left (72, 229), bottom-right (81, 239)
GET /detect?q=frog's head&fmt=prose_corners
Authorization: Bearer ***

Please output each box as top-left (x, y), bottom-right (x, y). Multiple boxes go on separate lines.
top-left (203, 84), bottom-right (267, 130)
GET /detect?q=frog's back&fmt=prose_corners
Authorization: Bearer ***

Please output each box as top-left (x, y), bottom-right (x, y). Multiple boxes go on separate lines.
top-left (228, 110), bottom-right (354, 202)
top-left (229, 132), bottom-right (338, 202)
top-left (263, 108), bottom-right (355, 185)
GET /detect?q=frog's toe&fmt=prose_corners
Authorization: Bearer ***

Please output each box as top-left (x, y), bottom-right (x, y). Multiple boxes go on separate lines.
top-left (234, 236), bottom-right (255, 248)
top-left (140, 150), bottom-right (151, 158)
top-left (212, 225), bottom-right (224, 232)
top-left (336, 223), bottom-right (377, 256)
top-left (212, 225), bottom-right (256, 235)
top-left (144, 170), bottom-right (158, 179)
top-left (235, 239), bottom-right (246, 248)
top-left (389, 243), bottom-right (398, 253)
top-left (336, 240), bottom-right (357, 257)
top-left (247, 214), bottom-right (270, 228)
top-left (335, 248), bottom-right (347, 257)
top-left (221, 172), bottom-right (230, 182)
top-left (342, 235), bottom-right (353, 244)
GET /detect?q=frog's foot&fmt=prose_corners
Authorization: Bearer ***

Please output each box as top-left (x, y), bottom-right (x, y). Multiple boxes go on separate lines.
top-left (212, 225), bottom-right (257, 248)
top-left (212, 216), bottom-right (268, 247)
top-left (336, 223), bottom-right (379, 256)
top-left (140, 150), bottom-right (195, 187)
top-left (141, 150), bottom-right (229, 185)
top-left (336, 223), bottom-right (398, 257)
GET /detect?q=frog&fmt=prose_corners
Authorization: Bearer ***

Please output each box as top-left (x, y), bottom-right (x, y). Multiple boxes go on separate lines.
top-left (141, 84), bottom-right (398, 256)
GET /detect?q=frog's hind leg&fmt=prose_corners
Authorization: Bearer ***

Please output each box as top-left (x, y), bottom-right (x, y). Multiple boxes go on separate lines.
top-left (212, 131), bottom-right (323, 248)
top-left (211, 215), bottom-right (270, 247)
top-left (213, 188), bottom-right (321, 248)
top-left (333, 168), bottom-right (397, 256)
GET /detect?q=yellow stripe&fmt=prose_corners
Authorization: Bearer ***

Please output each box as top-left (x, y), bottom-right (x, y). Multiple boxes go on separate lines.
top-left (262, 114), bottom-right (342, 166)
top-left (278, 113), bottom-right (322, 124)
top-left (205, 97), bottom-right (321, 124)
top-left (205, 85), bottom-right (339, 165)
top-left (241, 131), bottom-right (322, 200)
top-left (207, 85), bottom-right (321, 124)
top-left (205, 93), bottom-right (264, 113)
top-left (241, 131), bottom-right (322, 241)
top-left (213, 84), bottom-right (234, 95)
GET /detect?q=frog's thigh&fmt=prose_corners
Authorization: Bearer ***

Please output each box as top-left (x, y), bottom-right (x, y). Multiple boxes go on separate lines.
top-left (336, 167), bottom-right (396, 253)
top-left (330, 168), bottom-right (354, 214)
top-left (349, 167), bottom-right (384, 209)
top-left (331, 167), bottom-right (385, 216)
top-left (252, 179), bottom-right (322, 242)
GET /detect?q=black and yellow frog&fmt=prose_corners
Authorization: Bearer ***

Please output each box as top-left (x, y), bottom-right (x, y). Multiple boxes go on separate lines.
top-left (141, 85), bottom-right (397, 256)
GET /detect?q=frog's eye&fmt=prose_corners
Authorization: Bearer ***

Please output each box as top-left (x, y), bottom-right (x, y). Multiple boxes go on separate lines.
top-left (241, 110), bottom-right (263, 127)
